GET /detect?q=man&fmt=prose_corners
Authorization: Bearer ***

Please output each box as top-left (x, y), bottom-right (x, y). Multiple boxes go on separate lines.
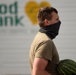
top-left (29, 7), bottom-right (61, 75)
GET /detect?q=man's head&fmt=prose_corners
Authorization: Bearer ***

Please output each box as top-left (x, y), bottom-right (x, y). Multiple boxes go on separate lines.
top-left (37, 7), bottom-right (60, 27)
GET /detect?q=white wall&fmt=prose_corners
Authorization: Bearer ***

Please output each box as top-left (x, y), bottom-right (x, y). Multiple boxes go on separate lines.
top-left (0, 0), bottom-right (76, 75)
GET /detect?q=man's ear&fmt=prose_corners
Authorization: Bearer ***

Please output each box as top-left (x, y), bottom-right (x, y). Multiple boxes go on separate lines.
top-left (44, 19), bottom-right (48, 26)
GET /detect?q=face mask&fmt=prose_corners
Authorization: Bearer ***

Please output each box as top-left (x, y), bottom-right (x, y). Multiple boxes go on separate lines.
top-left (39, 21), bottom-right (61, 39)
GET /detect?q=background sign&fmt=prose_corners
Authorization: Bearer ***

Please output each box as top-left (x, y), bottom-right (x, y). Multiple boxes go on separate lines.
top-left (0, 0), bottom-right (76, 75)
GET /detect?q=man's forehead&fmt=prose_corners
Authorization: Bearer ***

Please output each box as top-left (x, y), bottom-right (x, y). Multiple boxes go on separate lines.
top-left (51, 12), bottom-right (59, 19)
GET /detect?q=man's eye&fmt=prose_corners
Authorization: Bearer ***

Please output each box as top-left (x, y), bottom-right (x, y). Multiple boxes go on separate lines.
top-left (56, 18), bottom-right (59, 21)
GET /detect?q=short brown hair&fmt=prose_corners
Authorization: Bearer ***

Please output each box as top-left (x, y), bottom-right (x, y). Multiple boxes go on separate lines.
top-left (37, 7), bottom-right (58, 27)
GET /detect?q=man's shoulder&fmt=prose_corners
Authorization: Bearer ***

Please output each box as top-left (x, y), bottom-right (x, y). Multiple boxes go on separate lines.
top-left (34, 32), bottom-right (52, 44)
top-left (36, 32), bottom-right (50, 40)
